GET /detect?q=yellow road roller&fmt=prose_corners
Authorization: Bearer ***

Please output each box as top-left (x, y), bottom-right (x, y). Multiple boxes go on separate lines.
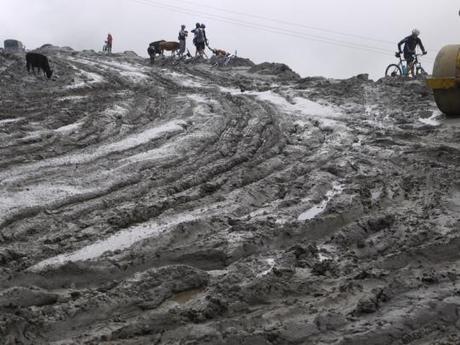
top-left (427, 45), bottom-right (460, 116)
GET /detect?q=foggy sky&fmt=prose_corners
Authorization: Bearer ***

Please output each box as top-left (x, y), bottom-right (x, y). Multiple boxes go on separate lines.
top-left (1, 0), bottom-right (459, 79)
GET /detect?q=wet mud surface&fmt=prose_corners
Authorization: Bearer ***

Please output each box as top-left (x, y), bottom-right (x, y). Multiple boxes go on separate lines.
top-left (1, 48), bottom-right (459, 344)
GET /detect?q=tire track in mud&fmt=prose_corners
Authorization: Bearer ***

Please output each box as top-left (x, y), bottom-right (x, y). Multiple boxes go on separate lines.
top-left (1, 50), bottom-right (459, 345)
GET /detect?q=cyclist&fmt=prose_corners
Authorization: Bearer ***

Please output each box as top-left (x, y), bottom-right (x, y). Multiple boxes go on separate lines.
top-left (397, 29), bottom-right (427, 77)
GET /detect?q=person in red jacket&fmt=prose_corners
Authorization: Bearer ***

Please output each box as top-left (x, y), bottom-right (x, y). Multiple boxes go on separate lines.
top-left (105, 33), bottom-right (113, 53)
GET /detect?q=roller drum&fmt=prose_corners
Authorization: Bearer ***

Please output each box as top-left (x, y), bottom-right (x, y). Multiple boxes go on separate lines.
top-left (431, 45), bottom-right (460, 117)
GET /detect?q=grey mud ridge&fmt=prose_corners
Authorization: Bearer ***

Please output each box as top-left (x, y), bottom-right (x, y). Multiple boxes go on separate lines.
top-left (0, 47), bottom-right (459, 345)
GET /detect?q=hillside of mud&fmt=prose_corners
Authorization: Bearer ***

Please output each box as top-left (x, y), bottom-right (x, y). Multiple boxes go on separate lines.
top-left (0, 47), bottom-right (459, 345)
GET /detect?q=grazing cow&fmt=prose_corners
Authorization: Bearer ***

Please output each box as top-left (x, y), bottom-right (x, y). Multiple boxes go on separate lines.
top-left (147, 40), bottom-right (166, 63)
top-left (159, 41), bottom-right (180, 56)
top-left (26, 52), bottom-right (53, 79)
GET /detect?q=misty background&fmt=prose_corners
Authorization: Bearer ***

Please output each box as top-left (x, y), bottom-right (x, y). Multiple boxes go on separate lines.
top-left (1, 0), bottom-right (459, 79)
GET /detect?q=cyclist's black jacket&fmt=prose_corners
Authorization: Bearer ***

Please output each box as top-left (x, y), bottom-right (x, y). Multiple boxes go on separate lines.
top-left (398, 35), bottom-right (425, 55)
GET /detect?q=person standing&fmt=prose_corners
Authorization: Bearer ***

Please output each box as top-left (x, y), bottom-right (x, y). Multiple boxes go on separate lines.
top-left (106, 33), bottom-right (113, 54)
top-left (191, 23), bottom-right (207, 58)
top-left (200, 23), bottom-right (208, 46)
top-left (178, 25), bottom-right (188, 57)
top-left (200, 23), bottom-right (209, 58)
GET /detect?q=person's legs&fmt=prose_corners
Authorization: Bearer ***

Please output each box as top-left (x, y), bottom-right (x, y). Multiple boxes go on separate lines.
top-left (404, 54), bottom-right (415, 77)
top-left (198, 42), bottom-right (206, 58)
top-left (179, 40), bottom-right (185, 57)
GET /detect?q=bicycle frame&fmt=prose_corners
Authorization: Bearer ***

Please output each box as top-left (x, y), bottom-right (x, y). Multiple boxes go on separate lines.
top-left (395, 53), bottom-right (423, 77)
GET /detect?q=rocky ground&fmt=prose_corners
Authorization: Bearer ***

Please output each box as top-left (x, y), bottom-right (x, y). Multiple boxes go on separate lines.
top-left (0, 47), bottom-right (459, 345)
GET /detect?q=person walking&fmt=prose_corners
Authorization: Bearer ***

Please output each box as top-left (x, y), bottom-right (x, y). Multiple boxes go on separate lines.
top-left (178, 25), bottom-right (188, 57)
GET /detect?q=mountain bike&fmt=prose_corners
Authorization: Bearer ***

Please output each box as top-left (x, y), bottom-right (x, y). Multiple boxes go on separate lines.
top-left (385, 52), bottom-right (427, 78)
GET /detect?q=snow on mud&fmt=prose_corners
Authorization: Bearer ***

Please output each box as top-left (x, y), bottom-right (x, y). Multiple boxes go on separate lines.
top-left (0, 49), bottom-right (459, 345)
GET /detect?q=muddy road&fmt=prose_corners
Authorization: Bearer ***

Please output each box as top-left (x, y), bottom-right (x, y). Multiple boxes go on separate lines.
top-left (0, 48), bottom-right (459, 345)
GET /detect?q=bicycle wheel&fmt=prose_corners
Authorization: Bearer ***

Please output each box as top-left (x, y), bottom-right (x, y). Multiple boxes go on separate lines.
top-left (416, 66), bottom-right (427, 77)
top-left (385, 64), bottom-right (402, 77)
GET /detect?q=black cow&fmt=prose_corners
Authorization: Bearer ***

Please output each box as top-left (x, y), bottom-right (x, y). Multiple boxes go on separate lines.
top-left (26, 52), bottom-right (53, 79)
top-left (147, 40), bottom-right (166, 63)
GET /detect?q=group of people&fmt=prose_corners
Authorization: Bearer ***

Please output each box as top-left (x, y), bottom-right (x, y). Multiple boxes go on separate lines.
top-left (102, 28), bottom-right (427, 77)
top-left (146, 23), bottom-right (232, 63)
top-left (174, 22), bottom-right (209, 58)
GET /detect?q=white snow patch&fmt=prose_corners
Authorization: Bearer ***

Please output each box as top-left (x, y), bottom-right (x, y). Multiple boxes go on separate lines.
top-left (0, 121), bottom-right (186, 183)
top-left (0, 118), bottom-right (22, 126)
top-left (66, 65), bottom-right (105, 89)
top-left (187, 94), bottom-right (210, 103)
top-left (257, 258), bottom-right (276, 277)
top-left (102, 60), bottom-right (147, 73)
top-left (163, 71), bottom-right (206, 88)
top-left (55, 122), bottom-right (83, 134)
top-left (102, 121), bottom-right (184, 154)
top-left (218, 88), bottom-right (343, 123)
top-left (121, 143), bottom-right (177, 165)
top-left (103, 104), bottom-right (129, 118)
top-left (298, 182), bottom-right (344, 221)
top-left (0, 184), bottom-right (95, 222)
top-left (119, 71), bottom-right (149, 82)
top-left (58, 95), bottom-right (88, 101)
top-left (419, 112), bottom-right (442, 126)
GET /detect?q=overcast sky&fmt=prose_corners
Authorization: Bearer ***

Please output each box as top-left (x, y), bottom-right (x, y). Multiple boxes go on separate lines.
top-left (1, 0), bottom-right (459, 79)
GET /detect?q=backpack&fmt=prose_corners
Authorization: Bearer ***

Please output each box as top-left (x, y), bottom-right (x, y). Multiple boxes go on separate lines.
top-left (195, 28), bottom-right (204, 43)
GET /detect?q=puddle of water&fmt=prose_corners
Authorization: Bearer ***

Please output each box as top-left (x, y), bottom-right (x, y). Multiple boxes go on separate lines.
top-left (172, 287), bottom-right (206, 304)
top-left (298, 183), bottom-right (344, 221)
top-left (29, 213), bottom-right (198, 271)
top-left (30, 201), bottom-right (237, 271)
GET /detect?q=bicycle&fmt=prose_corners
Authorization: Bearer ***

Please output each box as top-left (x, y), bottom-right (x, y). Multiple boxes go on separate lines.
top-left (385, 52), bottom-right (427, 78)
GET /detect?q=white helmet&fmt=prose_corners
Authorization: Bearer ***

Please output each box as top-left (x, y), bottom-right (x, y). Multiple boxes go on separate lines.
top-left (412, 28), bottom-right (420, 36)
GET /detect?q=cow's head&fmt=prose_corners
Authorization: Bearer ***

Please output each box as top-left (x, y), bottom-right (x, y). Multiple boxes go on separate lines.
top-left (46, 69), bottom-right (53, 79)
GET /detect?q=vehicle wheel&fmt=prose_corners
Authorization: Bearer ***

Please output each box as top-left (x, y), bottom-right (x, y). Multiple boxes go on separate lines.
top-left (434, 89), bottom-right (460, 117)
top-left (385, 64), bottom-right (402, 77)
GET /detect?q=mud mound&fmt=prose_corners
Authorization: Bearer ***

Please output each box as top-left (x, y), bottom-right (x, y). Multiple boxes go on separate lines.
top-left (249, 62), bottom-right (301, 80)
top-left (0, 49), bottom-right (459, 345)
